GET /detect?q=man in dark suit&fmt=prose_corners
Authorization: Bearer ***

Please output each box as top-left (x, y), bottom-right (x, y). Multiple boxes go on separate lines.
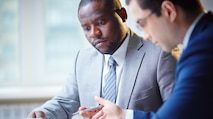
top-left (80, 0), bottom-right (213, 119)
top-left (27, 0), bottom-right (176, 119)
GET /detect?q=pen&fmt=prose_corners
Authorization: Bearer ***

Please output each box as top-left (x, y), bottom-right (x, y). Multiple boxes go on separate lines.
top-left (72, 105), bottom-right (103, 116)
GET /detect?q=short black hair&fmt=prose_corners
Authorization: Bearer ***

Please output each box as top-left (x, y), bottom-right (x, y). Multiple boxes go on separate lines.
top-left (125, 0), bottom-right (203, 16)
top-left (78, 0), bottom-right (123, 12)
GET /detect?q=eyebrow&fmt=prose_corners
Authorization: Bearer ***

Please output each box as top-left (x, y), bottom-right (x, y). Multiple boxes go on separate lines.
top-left (80, 14), bottom-right (109, 27)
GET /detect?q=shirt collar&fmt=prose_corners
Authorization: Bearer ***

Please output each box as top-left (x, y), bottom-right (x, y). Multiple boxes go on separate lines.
top-left (105, 30), bottom-right (130, 66)
top-left (182, 12), bottom-right (205, 49)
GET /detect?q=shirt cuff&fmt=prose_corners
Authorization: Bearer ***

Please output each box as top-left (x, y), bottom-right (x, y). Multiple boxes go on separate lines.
top-left (125, 110), bottom-right (133, 119)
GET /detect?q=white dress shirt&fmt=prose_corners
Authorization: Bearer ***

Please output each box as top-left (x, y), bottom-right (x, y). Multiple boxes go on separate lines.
top-left (102, 30), bottom-right (130, 103)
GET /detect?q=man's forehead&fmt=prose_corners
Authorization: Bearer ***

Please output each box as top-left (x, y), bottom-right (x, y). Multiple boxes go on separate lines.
top-left (79, 1), bottom-right (114, 13)
top-left (129, 1), bottom-right (151, 19)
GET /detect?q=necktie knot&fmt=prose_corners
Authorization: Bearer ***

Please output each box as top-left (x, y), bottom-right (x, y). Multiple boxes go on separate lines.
top-left (108, 56), bottom-right (116, 67)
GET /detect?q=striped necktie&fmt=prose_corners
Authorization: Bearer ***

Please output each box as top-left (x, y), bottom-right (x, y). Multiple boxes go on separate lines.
top-left (103, 56), bottom-right (117, 103)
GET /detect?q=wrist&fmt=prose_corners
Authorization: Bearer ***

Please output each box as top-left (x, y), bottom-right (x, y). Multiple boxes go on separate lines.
top-left (121, 109), bottom-right (126, 119)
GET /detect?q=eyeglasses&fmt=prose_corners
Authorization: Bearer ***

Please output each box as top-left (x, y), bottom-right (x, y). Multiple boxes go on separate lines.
top-left (136, 12), bottom-right (153, 31)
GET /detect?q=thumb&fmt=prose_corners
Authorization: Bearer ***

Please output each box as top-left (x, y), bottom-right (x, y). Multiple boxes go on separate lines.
top-left (94, 96), bottom-right (106, 105)
top-left (28, 112), bottom-right (36, 118)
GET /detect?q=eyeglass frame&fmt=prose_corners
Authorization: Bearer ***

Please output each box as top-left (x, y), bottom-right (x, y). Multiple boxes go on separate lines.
top-left (136, 12), bottom-right (153, 31)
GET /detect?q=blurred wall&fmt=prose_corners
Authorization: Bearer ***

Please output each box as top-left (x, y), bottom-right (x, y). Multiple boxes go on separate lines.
top-left (201, 0), bottom-right (213, 11)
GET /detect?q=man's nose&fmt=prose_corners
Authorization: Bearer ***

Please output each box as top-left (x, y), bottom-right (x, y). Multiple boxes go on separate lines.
top-left (90, 26), bottom-right (101, 38)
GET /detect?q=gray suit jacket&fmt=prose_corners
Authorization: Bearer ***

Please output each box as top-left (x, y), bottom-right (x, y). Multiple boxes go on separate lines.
top-left (36, 30), bottom-right (176, 119)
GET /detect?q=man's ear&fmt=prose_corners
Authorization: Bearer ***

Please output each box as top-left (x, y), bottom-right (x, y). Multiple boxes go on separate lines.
top-left (161, 1), bottom-right (177, 22)
top-left (117, 8), bottom-right (127, 22)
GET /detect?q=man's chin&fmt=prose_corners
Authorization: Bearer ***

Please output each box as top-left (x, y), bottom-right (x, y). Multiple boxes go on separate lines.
top-left (96, 48), bottom-right (110, 54)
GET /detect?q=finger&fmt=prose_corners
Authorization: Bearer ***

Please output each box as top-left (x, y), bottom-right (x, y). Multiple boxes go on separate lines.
top-left (92, 110), bottom-right (104, 119)
top-left (35, 111), bottom-right (45, 119)
top-left (79, 106), bottom-right (88, 111)
top-left (27, 112), bottom-right (36, 118)
top-left (80, 112), bottom-right (90, 117)
top-left (99, 114), bottom-right (106, 119)
top-left (80, 110), bottom-right (96, 118)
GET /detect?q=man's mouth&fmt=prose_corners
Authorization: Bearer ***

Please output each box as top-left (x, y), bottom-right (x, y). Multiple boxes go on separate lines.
top-left (94, 39), bottom-right (107, 46)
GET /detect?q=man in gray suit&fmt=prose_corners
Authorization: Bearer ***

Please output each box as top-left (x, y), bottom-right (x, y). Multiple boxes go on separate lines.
top-left (27, 0), bottom-right (176, 119)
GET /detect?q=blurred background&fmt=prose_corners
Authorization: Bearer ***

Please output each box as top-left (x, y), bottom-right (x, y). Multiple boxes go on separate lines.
top-left (0, 0), bottom-right (212, 118)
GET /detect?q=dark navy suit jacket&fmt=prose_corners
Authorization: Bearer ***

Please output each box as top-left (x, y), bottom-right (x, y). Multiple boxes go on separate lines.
top-left (134, 12), bottom-right (213, 119)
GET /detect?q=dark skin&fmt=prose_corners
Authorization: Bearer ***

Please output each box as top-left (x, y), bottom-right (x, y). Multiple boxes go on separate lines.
top-left (78, 1), bottom-right (128, 55)
top-left (27, 1), bottom-right (128, 119)
top-left (77, 1), bottom-right (128, 118)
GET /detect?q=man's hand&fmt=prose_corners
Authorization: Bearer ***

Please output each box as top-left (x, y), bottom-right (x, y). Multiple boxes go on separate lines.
top-left (27, 111), bottom-right (46, 119)
top-left (80, 96), bottom-right (126, 119)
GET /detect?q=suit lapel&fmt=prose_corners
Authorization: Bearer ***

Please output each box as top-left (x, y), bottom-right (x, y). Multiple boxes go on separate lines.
top-left (91, 53), bottom-right (104, 98)
top-left (117, 31), bottom-right (145, 109)
top-left (80, 51), bottom-right (104, 106)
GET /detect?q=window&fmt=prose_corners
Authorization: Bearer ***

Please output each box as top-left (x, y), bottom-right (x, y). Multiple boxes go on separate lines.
top-left (0, 0), bottom-right (20, 85)
top-left (45, 0), bottom-right (88, 84)
top-left (1, 0), bottom-right (212, 87)
top-left (0, 0), bottom-right (89, 87)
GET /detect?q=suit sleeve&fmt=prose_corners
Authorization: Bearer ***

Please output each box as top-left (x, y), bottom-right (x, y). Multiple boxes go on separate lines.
top-left (132, 22), bottom-right (213, 119)
top-left (156, 50), bottom-right (176, 101)
top-left (32, 51), bottom-right (81, 119)
top-left (133, 47), bottom-right (213, 118)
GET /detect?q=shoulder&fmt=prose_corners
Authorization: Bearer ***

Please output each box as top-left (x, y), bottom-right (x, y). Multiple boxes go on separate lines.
top-left (177, 14), bottom-right (213, 78)
top-left (129, 29), bottom-right (162, 53)
top-left (74, 46), bottom-right (103, 63)
top-left (78, 46), bottom-right (101, 56)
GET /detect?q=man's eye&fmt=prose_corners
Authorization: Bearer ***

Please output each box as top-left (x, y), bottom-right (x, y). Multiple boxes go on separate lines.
top-left (83, 26), bottom-right (91, 31)
top-left (98, 20), bottom-right (105, 25)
